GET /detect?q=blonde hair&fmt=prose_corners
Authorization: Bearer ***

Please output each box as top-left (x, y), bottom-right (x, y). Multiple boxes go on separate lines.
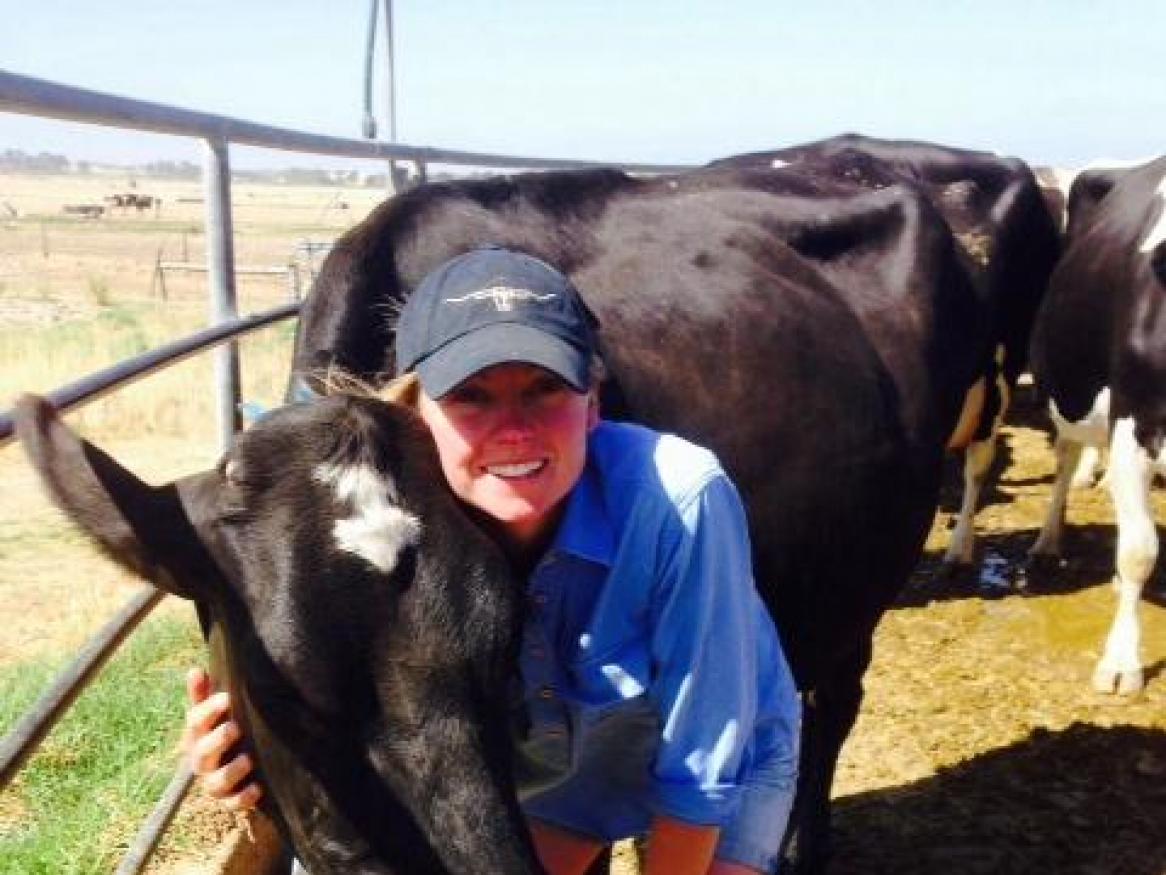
top-left (377, 371), bottom-right (421, 408)
top-left (312, 358), bottom-right (602, 411)
top-left (305, 367), bottom-right (421, 409)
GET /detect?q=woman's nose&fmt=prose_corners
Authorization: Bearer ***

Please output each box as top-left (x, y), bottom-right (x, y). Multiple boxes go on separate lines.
top-left (493, 401), bottom-right (536, 440)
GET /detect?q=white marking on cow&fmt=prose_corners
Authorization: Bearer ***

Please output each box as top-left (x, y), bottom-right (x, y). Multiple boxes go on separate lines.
top-left (1031, 387), bottom-right (1111, 557)
top-left (1070, 443), bottom-right (1105, 489)
top-left (769, 158), bottom-right (790, 169)
top-left (1137, 178), bottom-right (1166, 254)
top-left (1049, 387), bottom-right (1111, 447)
top-left (945, 346), bottom-right (1011, 565)
top-left (314, 463), bottom-right (421, 573)
top-left (1098, 417), bottom-right (1155, 692)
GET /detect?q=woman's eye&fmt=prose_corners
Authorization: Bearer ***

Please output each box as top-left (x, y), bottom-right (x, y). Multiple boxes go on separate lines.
top-left (526, 379), bottom-right (571, 405)
top-left (448, 386), bottom-right (491, 407)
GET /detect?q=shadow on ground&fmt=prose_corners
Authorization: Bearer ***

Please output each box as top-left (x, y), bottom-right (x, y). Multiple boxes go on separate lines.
top-left (829, 722), bottom-right (1166, 875)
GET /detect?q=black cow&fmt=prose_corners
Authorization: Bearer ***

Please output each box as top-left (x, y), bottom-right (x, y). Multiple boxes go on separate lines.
top-left (710, 134), bottom-right (1063, 569)
top-left (287, 165), bottom-right (986, 872)
top-left (15, 392), bottom-right (543, 875)
top-left (1028, 154), bottom-right (1166, 695)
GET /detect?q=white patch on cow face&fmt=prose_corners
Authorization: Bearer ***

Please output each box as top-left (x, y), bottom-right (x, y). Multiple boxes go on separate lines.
top-left (314, 463), bottom-right (421, 573)
top-left (1138, 177), bottom-right (1166, 254)
top-left (770, 158), bottom-right (790, 169)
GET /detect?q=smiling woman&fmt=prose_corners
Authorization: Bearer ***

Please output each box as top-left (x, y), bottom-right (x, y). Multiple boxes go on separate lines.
top-left (183, 245), bottom-right (801, 875)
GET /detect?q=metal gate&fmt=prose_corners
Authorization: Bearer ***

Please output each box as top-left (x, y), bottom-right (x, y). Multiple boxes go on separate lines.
top-left (0, 68), bottom-right (688, 872)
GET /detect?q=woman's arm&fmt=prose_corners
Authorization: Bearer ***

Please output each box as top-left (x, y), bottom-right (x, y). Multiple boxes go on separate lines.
top-left (181, 667), bottom-right (262, 809)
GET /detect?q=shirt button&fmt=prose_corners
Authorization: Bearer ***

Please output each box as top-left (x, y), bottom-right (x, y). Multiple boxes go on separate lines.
top-left (538, 686), bottom-right (554, 700)
top-left (531, 646), bottom-right (546, 660)
top-left (531, 593), bottom-right (548, 606)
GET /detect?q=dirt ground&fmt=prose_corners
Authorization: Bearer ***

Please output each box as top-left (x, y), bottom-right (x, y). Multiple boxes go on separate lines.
top-left (824, 391), bottom-right (1166, 875)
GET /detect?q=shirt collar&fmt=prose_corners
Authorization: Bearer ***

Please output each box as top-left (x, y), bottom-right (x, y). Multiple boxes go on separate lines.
top-left (548, 449), bottom-right (614, 567)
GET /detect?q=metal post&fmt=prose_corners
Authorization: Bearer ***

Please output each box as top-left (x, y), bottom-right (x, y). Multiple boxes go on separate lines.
top-left (382, 0), bottom-right (399, 195)
top-left (202, 137), bottom-right (241, 452)
top-left (362, 0), bottom-right (378, 139)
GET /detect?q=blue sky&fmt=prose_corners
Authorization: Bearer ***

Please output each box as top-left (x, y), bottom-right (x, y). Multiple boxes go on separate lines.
top-left (2, 1), bottom-right (1162, 170)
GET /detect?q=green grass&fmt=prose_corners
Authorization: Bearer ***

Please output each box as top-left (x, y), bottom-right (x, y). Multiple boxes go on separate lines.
top-left (0, 611), bottom-right (205, 875)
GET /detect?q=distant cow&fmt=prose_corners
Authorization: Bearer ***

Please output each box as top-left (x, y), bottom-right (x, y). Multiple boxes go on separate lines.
top-left (1028, 154), bottom-right (1166, 694)
top-left (709, 134), bottom-right (1063, 568)
top-left (128, 193), bottom-right (160, 213)
top-left (62, 204), bottom-right (105, 219)
top-left (287, 165), bottom-right (985, 872)
top-left (104, 193), bottom-right (161, 214)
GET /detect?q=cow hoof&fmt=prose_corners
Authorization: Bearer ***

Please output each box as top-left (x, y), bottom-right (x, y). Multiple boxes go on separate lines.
top-left (1092, 665), bottom-right (1144, 695)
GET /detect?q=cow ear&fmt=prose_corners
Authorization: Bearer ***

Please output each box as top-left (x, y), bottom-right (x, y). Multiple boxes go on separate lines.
top-left (13, 394), bottom-right (211, 601)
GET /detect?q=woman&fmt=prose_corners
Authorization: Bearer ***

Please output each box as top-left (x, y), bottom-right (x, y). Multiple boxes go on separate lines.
top-left (183, 246), bottom-right (801, 875)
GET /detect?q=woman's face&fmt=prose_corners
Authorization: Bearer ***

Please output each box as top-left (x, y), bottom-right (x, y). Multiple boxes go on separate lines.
top-left (417, 362), bottom-right (598, 550)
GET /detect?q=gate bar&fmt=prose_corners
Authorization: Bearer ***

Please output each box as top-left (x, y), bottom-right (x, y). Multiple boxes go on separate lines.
top-left (203, 137), bottom-right (241, 452)
top-left (0, 587), bottom-right (165, 790)
top-left (114, 762), bottom-right (198, 875)
top-left (0, 69), bottom-right (691, 174)
top-left (0, 302), bottom-right (300, 450)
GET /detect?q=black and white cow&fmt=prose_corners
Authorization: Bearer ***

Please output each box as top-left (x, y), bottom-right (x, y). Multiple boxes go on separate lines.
top-left (1028, 154), bottom-right (1166, 695)
top-left (286, 164), bottom-right (987, 872)
top-left (710, 134), bottom-right (1063, 569)
top-left (15, 393), bottom-right (541, 875)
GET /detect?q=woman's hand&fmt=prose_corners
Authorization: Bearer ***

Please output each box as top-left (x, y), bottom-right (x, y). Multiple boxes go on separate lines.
top-left (181, 667), bottom-right (262, 810)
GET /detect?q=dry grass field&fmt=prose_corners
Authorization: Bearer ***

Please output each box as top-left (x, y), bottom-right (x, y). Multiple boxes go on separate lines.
top-left (2, 171), bottom-right (1164, 874)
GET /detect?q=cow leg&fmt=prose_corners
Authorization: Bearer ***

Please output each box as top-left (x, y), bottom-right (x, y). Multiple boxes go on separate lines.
top-left (943, 436), bottom-right (995, 566)
top-left (1030, 436), bottom-right (1084, 559)
top-left (1096, 418), bottom-right (1153, 694)
top-left (779, 641), bottom-right (871, 875)
top-left (1070, 443), bottom-right (1104, 489)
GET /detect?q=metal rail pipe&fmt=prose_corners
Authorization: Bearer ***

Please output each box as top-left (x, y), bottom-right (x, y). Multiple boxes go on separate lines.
top-left (0, 69), bottom-right (693, 175)
top-left (0, 587), bottom-right (165, 790)
top-left (114, 763), bottom-right (198, 875)
top-left (203, 137), bottom-right (242, 451)
top-left (0, 302), bottom-right (300, 449)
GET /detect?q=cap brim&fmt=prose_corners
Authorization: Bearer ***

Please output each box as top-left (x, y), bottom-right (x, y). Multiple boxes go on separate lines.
top-left (415, 322), bottom-right (591, 399)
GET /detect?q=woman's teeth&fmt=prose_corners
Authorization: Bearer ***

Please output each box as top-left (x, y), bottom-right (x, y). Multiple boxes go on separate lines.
top-left (485, 460), bottom-right (546, 478)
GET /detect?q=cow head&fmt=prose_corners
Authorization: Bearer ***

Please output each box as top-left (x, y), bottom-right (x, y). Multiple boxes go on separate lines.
top-left (14, 393), bottom-right (542, 875)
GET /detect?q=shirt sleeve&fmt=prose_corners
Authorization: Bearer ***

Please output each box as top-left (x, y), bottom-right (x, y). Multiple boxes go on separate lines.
top-left (646, 471), bottom-right (768, 825)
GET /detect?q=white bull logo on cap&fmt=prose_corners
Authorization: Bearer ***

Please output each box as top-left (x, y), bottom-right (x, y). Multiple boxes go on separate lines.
top-left (444, 286), bottom-right (557, 312)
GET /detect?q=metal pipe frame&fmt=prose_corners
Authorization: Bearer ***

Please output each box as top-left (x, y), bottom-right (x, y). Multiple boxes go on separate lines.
top-left (0, 302), bottom-right (299, 449)
top-left (0, 68), bottom-right (693, 175)
top-left (0, 587), bottom-right (166, 790)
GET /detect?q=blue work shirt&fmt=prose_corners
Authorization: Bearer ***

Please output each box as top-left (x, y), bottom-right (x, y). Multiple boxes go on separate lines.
top-left (515, 420), bottom-right (800, 844)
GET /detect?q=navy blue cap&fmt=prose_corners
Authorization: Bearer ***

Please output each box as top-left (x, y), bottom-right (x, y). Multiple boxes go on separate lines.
top-left (395, 246), bottom-right (597, 398)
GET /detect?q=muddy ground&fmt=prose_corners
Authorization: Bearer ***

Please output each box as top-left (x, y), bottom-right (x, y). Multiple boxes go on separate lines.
top-left (819, 389), bottom-right (1166, 875)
